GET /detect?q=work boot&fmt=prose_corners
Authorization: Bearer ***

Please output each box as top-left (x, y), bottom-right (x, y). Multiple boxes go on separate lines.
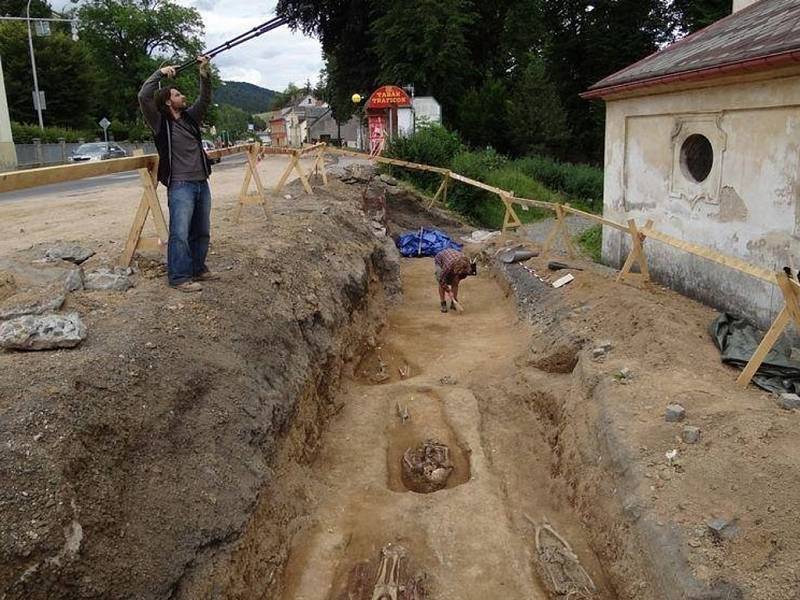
top-left (194, 271), bottom-right (220, 282)
top-left (173, 281), bottom-right (203, 293)
top-left (440, 301), bottom-right (448, 313)
top-left (450, 301), bottom-right (458, 311)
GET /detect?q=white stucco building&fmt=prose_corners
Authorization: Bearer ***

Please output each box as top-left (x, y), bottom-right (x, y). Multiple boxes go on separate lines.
top-left (584, 0), bottom-right (800, 328)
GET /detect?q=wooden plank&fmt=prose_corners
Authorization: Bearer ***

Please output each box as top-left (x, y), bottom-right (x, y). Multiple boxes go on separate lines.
top-left (641, 226), bottom-right (774, 282)
top-left (1, 155), bottom-right (156, 193)
top-left (294, 156), bottom-right (313, 194)
top-left (135, 237), bottom-right (162, 252)
top-left (449, 171), bottom-right (507, 195)
top-left (298, 142), bottom-right (326, 155)
top-left (120, 194), bottom-right (150, 267)
top-left (562, 205), bottom-right (630, 232)
top-left (206, 143), bottom-right (252, 160)
top-left (258, 146), bottom-right (296, 156)
top-left (137, 160), bottom-right (167, 241)
top-left (737, 305), bottom-right (791, 387)
top-left (326, 147), bottom-right (449, 174)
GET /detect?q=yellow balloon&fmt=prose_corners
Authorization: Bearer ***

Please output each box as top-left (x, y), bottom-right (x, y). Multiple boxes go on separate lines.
top-left (351, 93), bottom-right (362, 104)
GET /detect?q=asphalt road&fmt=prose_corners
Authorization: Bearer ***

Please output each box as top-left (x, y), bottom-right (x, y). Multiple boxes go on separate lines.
top-left (0, 154), bottom-right (248, 204)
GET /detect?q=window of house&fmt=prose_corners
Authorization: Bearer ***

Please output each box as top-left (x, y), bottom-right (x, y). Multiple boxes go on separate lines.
top-left (680, 134), bottom-right (714, 183)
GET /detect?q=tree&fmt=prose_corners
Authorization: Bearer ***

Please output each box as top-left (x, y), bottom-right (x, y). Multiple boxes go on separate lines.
top-left (0, 22), bottom-right (99, 127)
top-left (671, 0), bottom-right (731, 33)
top-left (371, 0), bottom-right (477, 122)
top-left (269, 82), bottom-right (301, 110)
top-left (0, 0), bottom-right (51, 18)
top-left (215, 103), bottom-right (250, 140)
top-left (506, 55), bottom-right (570, 156)
top-left (456, 79), bottom-right (509, 151)
top-left (278, 0), bottom-right (383, 122)
top-left (75, 0), bottom-right (204, 122)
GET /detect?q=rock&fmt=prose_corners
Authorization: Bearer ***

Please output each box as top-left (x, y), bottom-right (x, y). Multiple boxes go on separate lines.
top-left (0, 312), bottom-right (86, 351)
top-left (44, 243), bottom-right (95, 265)
top-left (598, 340), bottom-right (613, 351)
top-left (0, 290), bottom-right (65, 321)
top-left (0, 271), bottom-right (16, 302)
top-left (344, 162), bottom-right (378, 183)
top-left (592, 347), bottom-right (607, 360)
top-left (85, 268), bottom-right (133, 292)
top-left (682, 425), bottom-right (701, 444)
top-left (63, 269), bottom-right (84, 292)
top-left (378, 173), bottom-right (398, 186)
top-left (439, 375), bottom-right (458, 385)
top-left (665, 403), bottom-right (686, 422)
top-left (777, 393), bottom-right (800, 411)
top-left (707, 517), bottom-right (739, 542)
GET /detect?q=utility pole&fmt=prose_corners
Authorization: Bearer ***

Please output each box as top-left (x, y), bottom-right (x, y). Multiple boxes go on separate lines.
top-left (26, 0), bottom-right (44, 129)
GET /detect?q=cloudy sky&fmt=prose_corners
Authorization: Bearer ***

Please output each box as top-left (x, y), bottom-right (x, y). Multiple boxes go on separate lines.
top-left (174, 0), bottom-right (323, 91)
top-left (51, 0), bottom-right (323, 91)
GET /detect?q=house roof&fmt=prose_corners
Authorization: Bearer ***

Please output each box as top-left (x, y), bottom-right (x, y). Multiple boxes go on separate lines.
top-left (584, 0), bottom-right (800, 99)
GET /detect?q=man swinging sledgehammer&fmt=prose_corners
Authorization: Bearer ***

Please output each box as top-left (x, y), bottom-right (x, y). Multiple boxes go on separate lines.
top-left (434, 248), bottom-right (477, 313)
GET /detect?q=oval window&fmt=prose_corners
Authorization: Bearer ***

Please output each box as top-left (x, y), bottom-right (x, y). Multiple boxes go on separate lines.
top-left (680, 134), bottom-right (714, 183)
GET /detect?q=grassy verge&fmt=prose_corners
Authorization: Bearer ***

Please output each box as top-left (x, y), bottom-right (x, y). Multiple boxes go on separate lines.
top-left (576, 225), bottom-right (602, 262)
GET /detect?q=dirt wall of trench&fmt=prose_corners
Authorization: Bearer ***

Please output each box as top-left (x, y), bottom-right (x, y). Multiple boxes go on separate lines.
top-left (0, 185), bottom-right (402, 600)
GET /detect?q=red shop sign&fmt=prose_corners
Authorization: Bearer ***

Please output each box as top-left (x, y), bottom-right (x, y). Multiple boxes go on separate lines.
top-left (366, 85), bottom-right (412, 110)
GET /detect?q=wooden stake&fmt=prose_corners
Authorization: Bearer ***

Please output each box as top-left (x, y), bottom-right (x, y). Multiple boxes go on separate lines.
top-left (737, 272), bottom-right (800, 387)
top-left (500, 193), bottom-right (523, 233)
top-left (428, 172), bottom-right (449, 209)
top-left (617, 218), bottom-right (653, 283)
top-left (235, 143), bottom-right (269, 223)
top-left (120, 151), bottom-right (168, 267)
top-left (541, 204), bottom-right (575, 257)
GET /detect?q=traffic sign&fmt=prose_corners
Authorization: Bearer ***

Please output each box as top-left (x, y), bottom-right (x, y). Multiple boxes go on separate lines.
top-left (99, 117), bottom-right (111, 130)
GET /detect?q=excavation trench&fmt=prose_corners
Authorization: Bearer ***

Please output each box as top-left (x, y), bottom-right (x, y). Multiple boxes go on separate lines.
top-left (265, 258), bottom-right (622, 600)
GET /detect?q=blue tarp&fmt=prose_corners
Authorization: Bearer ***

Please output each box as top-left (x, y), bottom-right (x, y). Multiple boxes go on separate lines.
top-left (396, 228), bottom-right (462, 257)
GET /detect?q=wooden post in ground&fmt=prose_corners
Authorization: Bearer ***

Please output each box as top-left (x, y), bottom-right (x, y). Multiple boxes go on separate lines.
top-left (311, 144), bottom-right (328, 186)
top-left (428, 171), bottom-right (450, 209)
top-left (500, 192), bottom-right (523, 234)
top-left (274, 149), bottom-right (313, 195)
top-left (616, 218), bottom-right (654, 283)
top-left (234, 142), bottom-right (269, 223)
top-left (541, 204), bottom-right (576, 258)
top-left (737, 272), bottom-right (800, 388)
top-left (120, 150), bottom-right (168, 267)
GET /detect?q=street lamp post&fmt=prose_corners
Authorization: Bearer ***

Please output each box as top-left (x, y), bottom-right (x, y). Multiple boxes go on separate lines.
top-left (26, 0), bottom-right (44, 129)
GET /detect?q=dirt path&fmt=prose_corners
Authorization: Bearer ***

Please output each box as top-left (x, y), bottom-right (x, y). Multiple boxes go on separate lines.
top-left (280, 258), bottom-right (608, 599)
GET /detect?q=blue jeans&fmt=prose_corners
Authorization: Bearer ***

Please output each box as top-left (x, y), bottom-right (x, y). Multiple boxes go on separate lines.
top-left (167, 180), bottom-right (211, 285)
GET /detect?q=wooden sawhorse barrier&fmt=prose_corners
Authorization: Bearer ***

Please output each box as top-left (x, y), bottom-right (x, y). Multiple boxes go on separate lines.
top-left (273, 142), bottom-right (328, 196)
top-left (120, 151), bottom-right (169, 267)
top-left (737, 272), bottom-right (800, 388)
top-left (120, 144), bottom-right (264, 267)
top-left (232, 142), bottom-right (269, 223)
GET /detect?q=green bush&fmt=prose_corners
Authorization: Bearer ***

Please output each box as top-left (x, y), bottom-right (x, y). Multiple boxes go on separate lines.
top-left (513, 155), bottom-right (603, 210)
top-left (12, 120), bottom-right (153, 143)
top-left (11, 122), bottom-right (95, 143)
top-left (447, 148), bottom-right (505, 222)
top-left (384, 123), bottom-right (464, 192)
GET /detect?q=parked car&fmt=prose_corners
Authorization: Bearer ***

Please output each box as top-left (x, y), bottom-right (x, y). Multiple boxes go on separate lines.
top-left (70, 142), bottom-right (127, 162)
top-left (202, 140), bottom-right (221, 164)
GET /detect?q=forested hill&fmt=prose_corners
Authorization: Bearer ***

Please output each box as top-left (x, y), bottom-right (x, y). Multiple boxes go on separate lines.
top-left (216, 81), bottom-right (277, 114)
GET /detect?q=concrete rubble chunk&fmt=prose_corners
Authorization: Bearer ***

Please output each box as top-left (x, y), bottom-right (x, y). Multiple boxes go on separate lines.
top-left (378, 173), bottom-right (399, 186)
top-left (0, 290), bottom-right (65, 321)
top-left (85, 268), bottom-right (133, 292)
top-left (0, 312), bottom-right (86, 351)
top-left (44, 243), bottom-right (95, 265)
top-left (777, 393), bottom-right (800, 411)
top-left (682, 425), bottom-right (701, 444)
top-left (63, 269), bottom-right (84, 292)
top-left (665, 403), bottom-right (686, 422)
